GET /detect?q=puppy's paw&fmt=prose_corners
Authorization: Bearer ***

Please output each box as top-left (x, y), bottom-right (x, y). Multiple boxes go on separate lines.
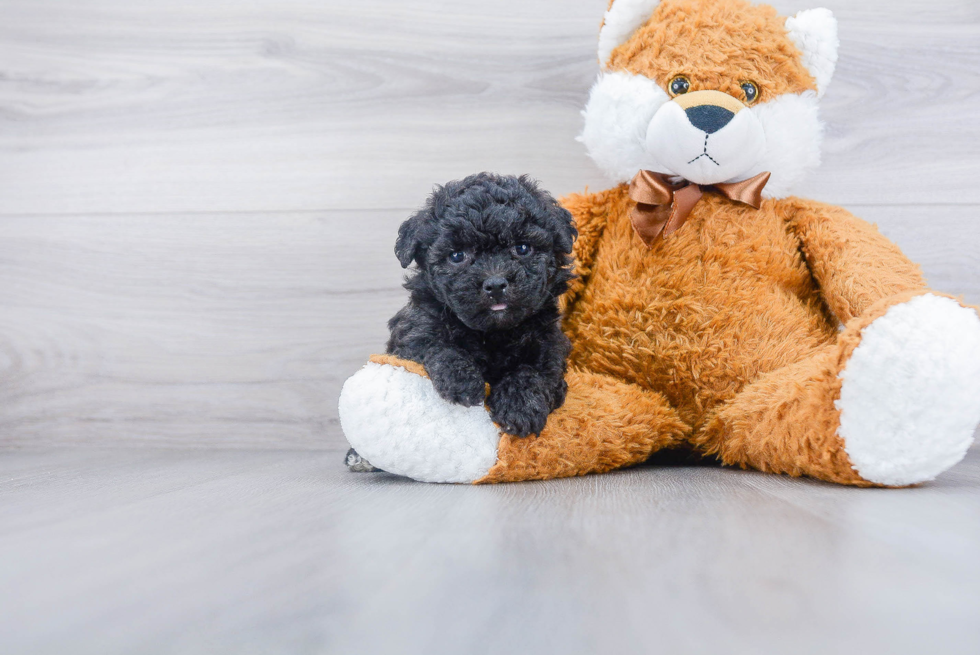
top-left (487, 377), bottom-right (550, 438)
top-left (426, 356), bottom-right (487, 407)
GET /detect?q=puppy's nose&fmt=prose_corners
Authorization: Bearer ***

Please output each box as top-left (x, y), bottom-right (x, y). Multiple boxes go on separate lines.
top-left (685, 105), bottom-right (734, 134)
top-left (482, 276), bottom-right (508, 300)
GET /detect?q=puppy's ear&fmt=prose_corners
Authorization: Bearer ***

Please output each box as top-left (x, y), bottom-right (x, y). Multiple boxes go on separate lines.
top-left (547, 202), bottom-right (577, 297)
top-left (517, 175), bottom-right (577, 255)
top-left (551, 203), bottom-right (577, 255)
top-left (394, 208), bottom-right (428, 268)
top-left (396, 183), bottom-right (456, 268)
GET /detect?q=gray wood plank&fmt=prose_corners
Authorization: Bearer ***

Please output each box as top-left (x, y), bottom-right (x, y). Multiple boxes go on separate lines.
top-left (0, 209), bottom-right (406, 449)
top-left (0, 205), bottom-right (976, 450)
top-left (0, 0), bottom-right (978, 214)
top-left (1, 448), bottom-right (979, 654)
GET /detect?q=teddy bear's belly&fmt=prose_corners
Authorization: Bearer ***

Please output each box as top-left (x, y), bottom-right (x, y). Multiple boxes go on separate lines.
top-left (564, 204), bottom-right (839, 429)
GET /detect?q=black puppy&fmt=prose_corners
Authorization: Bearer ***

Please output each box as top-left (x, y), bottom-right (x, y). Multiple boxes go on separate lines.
top-left (387, 172), bottom-right (576, 437)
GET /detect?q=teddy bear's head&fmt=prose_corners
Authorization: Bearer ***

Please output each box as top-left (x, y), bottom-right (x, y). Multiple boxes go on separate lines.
top-left (581, 0), bottom-right (838, 197)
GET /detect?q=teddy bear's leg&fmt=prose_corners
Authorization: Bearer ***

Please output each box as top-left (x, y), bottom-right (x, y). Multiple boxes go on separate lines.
top-left (477, 366), bottom-right (689, 483)
top-left (696, 293), bottom-right (980, 487)
top-left (694, 345), bottom-right (867, 485)
top-left (338, 355), bottom-right (688, 484)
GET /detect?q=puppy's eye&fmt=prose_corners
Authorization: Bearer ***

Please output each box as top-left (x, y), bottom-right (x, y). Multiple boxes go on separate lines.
top-left (513, 244), bottom-right (533, 257)
top-left (668, 75), bottom-right (691, 97)
top-left (448, 251), bottom-right (467, 264)
top-left (740, 81), bottom-right (759, 104)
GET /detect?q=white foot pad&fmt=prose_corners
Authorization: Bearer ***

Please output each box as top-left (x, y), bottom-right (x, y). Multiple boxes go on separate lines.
top-left (338, 362), bottom-right (500, 483)
top-left (837, 294), bottom-right (980, 485)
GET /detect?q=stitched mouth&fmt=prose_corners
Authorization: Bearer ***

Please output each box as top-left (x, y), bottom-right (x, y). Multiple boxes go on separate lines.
top-left (688, 133), bottom-right (720, 166)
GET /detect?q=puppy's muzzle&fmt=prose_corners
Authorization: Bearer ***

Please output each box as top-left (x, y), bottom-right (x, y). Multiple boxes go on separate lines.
top-left (483, 276), bottom-right (508, 302)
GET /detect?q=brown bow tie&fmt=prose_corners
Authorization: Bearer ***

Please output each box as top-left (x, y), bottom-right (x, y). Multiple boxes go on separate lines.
top-left (628, 170), bottom-right (771, 247)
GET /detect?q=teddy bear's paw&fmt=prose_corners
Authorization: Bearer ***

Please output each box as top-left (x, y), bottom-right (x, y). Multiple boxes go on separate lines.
top-left (836, 294), bottom-right (980, 486)
top-left (337, 360), bottom-right (500, 483)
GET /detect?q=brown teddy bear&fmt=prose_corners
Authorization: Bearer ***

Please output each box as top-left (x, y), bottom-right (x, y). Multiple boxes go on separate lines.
top-left (338, 0), bottom-right (980, 487)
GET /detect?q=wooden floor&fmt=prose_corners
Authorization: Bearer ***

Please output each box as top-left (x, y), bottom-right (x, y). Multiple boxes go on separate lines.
top-left (2, 0), bottom-right (980, 652)
top-left (1, 447), bottom-right (979, 654)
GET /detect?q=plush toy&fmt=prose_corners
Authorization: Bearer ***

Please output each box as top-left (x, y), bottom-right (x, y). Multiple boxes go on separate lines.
top-left (338, 0), bottom-right (980, 487)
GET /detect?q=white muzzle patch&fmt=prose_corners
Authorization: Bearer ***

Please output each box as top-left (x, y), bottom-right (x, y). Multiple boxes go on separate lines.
top-left (581, 71), bottom-right (824, 198)
top-left (646, 95), bottom-right (766, 186)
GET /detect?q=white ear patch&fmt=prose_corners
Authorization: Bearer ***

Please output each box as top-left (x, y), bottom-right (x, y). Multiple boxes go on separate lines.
top-left (785, 8), bottom-right (839, 97)
top-left (598, 0), bottom-right (661, 69)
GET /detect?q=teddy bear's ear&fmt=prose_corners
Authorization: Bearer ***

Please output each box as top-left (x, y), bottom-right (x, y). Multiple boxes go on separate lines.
top-left (785, 8), bottom-right (839, 98)
top-left (598, 0), bottom-right (661, 69)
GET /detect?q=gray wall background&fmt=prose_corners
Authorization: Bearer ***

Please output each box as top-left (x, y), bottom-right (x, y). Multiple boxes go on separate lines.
top-left (1, 0), bottom-right (978, 450)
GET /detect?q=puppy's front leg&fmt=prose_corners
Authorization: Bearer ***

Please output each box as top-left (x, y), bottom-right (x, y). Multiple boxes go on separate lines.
top-left (424, 348), bottom-right (487, 408)
top-left (538, 326), bottom-right (572, 412)
top-left (388, 306), bottom-right (486, 408)
top-left (487, 366), bottom-right (551, 438)
top-left (488, 323), bottom-right (571, 437)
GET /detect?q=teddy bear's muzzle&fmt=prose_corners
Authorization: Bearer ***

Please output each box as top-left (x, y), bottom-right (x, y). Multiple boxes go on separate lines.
top-left (674, 89), bottom-right (746, 134)
top-left (646, 90), bottom-right (766, 186)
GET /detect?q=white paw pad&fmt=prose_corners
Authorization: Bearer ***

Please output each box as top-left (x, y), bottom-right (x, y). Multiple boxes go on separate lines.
top-left (338, 362), bottom-right (500, 483)
top-left (837, 294), bottom-right (980, 485)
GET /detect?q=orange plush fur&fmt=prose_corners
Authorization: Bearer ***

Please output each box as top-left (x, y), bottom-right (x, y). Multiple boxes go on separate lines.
top-left (607, 0), bottom-right (817, 101)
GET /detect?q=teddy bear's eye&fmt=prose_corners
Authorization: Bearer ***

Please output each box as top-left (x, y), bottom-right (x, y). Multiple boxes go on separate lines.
top-left (513, 244), bottom-right (533, 257)
top-left (448, 251), bottom-right (467, 264)
top-left (668, 76), bottom-right (691, 97)
top-left (741, 81), bottom-right (759, 104)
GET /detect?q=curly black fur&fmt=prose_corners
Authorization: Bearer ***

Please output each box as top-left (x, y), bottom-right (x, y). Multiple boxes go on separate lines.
top-left (387, 172), bottom-right (576, 437)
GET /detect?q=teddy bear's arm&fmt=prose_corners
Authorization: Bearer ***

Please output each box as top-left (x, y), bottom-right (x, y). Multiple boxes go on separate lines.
top-left (558, 189), bottom-right (614, 315)
top-left (780, 197), bottom-right (927, 323)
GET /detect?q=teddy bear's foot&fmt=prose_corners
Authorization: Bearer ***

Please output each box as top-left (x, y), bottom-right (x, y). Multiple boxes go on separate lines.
top-left (698, 293), bottom-right (980, 487)
top-left (338, 356), bottom-right (500, 483)
top-left (836, 293), bottom-right (980, 486)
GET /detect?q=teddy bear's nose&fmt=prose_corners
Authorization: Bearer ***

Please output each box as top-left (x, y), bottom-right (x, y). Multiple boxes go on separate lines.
top-left (685, 105), bottom-right (735, 134)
